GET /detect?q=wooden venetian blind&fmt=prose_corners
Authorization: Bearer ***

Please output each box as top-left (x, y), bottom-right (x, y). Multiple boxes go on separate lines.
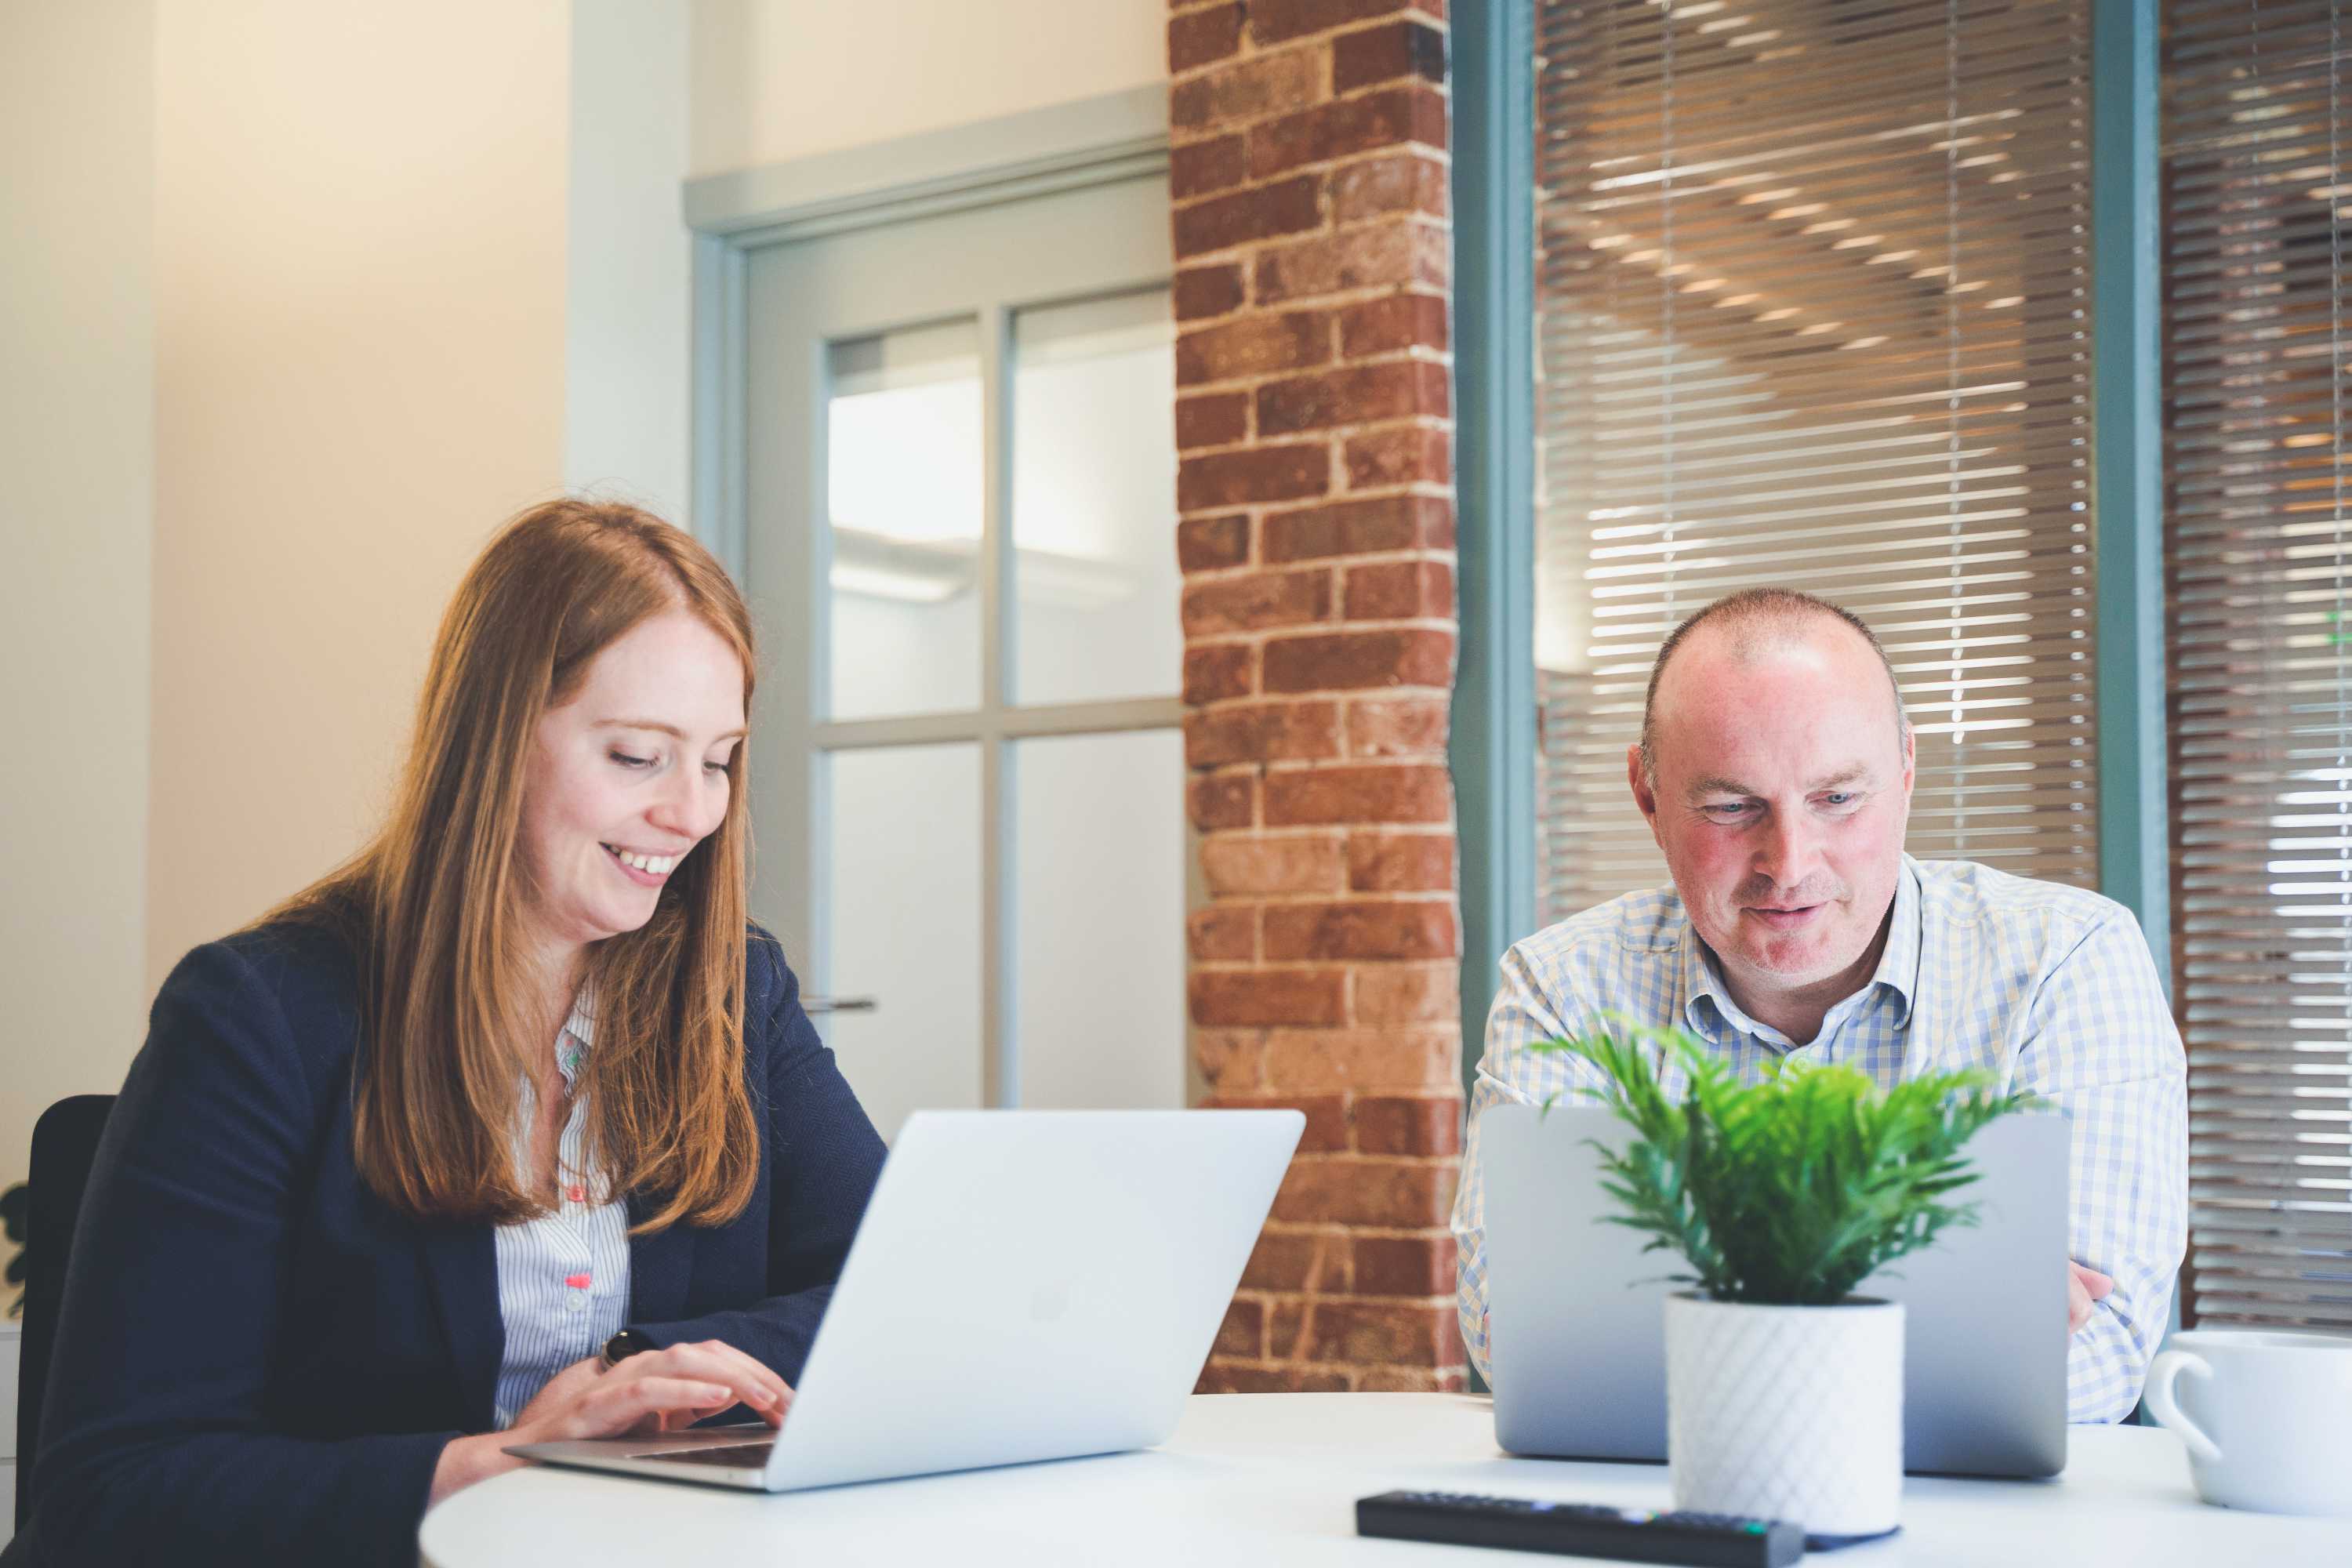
top-left (1533, 0), bottom-right (2100, 924)
top-left (2165, 0), bottom-right (2352, 1331)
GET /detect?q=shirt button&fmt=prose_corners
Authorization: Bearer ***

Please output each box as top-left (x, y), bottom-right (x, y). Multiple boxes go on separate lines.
top-left (566, 1185), bottom-right (586, 1204)
top-left (568, 1290), bottom-right (589, 1312)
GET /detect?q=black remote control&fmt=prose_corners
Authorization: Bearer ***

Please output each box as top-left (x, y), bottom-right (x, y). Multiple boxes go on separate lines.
top-left (1356, 1490), bottom-right (1806, 1566)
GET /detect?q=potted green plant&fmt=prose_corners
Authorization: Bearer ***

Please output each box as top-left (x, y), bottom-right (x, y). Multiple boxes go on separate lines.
top-left (1539, 1021), bottom-right (2027, 1541)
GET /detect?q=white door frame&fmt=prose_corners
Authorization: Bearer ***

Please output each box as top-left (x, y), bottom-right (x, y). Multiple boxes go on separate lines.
top-left (684, 87), bottom-right (1188, 1110)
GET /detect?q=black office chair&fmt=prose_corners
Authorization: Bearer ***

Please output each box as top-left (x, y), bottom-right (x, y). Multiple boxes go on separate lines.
top-left (15, 1095), bottom-right (114, 1535)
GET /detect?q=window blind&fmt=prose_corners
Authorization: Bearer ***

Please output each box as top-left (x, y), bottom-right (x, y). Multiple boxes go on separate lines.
top-left (1533, 0), bottom-right (2100, 924)
top-left (2164, 0), bottom-right (2352, 1331)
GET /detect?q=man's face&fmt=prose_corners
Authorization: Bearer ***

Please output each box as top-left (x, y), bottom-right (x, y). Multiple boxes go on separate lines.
top-left (1630, 622), bottom-right (1915, 1013)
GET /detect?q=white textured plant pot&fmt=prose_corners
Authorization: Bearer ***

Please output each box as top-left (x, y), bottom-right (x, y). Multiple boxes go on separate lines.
top-left (1664, 1292), bottom-right (1904, 1539)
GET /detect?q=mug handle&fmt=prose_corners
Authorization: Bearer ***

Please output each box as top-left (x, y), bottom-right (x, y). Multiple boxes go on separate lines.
top-left (2142, 1348), bottom-right (2222, 1463)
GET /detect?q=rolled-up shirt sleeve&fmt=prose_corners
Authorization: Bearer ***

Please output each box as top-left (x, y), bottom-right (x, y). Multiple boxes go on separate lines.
top-left (2012, 907), bottom-right (2190, 1423)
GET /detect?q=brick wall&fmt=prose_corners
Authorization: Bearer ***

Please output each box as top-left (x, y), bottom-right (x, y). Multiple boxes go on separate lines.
top-left (1167, 0), bottom-right (1465, 1395)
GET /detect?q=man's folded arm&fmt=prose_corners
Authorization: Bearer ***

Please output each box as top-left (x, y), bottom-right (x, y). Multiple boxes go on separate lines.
top-left (2013, 906), bottom-right (2190, 1424)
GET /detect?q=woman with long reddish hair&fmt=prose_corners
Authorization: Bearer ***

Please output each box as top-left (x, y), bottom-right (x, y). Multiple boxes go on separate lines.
top-left (11, 500), bottom-right (886, 1567)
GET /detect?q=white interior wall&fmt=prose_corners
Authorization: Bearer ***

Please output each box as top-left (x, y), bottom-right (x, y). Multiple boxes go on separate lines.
top-left (145, 0), bottom-right (573, 986)
top-left (0, 0), bottom-right (158, 1195)
top-left (688, 0), bottom-right (1165, 176)
top-left (3, 0), bottom-right (1176, 1197)
top-left (567, 0), bottom-right (694, 523)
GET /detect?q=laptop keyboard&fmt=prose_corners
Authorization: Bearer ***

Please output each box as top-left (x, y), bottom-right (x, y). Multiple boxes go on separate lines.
top-left (633, 1439), bottom-right (778, 1468)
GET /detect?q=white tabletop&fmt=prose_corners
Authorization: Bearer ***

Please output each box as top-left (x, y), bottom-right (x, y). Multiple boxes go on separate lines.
top-left (418, 1392), bottom-right (2351, 1566)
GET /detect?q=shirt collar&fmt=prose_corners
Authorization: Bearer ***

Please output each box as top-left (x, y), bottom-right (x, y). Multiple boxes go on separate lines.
top-left (1677, 858), bottom-right (1923, 1047)
top-left (1876, 856), bottom-right (1924, 1027)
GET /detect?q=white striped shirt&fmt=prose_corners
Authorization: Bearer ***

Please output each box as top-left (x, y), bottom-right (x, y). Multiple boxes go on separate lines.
top-left (491, 989), bottom-right (630, 1428)
top-left (1450, 857), bottom-right (2188, 1424)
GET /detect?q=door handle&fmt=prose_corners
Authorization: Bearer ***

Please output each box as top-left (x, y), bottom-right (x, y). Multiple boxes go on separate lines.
top-left (800, 996), bottom-right (877, 1015)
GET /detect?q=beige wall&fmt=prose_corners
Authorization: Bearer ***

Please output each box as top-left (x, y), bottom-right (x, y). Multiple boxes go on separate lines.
top-left (688, 0), bottom-right (1165, 176)
top-left (2, 0), bottom-right (1162, 1194)
top-left (568, 0), bottom-right (693, 519)
top-left (145, 1), bottom-right (573, 988)
top-left (1, 0), bottom-right (158, 1193)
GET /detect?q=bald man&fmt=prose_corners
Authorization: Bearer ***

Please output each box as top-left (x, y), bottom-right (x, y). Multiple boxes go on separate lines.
top-left (1451, 588), bottom-right (2187, 1423)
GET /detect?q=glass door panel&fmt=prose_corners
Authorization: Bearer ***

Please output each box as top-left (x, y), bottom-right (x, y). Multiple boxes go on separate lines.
top-left (822, 742), bottom-right (983, 1141)
top-left (738, 166), bottom-right (1181, 1125)
top-left (1013, 729), bottom-right (1187, 1109)
top-left (826, 321), bottom-right (983, 721)
top-left (1011, 290), bottom-right (1181, 706)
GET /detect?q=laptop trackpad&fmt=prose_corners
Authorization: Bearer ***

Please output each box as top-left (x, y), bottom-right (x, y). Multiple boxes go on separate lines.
top-left (630, 1439), bottom-right (779, 1467)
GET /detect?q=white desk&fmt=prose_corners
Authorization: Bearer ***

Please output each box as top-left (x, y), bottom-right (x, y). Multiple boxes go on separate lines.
top-left (418, 1392), bottom-right (2351, 1565)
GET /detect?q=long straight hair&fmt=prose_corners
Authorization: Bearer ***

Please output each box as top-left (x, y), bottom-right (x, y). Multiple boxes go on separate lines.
top-left (262, 499), bottom-right (760, 1232)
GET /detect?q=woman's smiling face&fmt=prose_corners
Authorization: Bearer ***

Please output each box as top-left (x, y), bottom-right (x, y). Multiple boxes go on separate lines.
top-left (517, 608), bottom-right (746, 953)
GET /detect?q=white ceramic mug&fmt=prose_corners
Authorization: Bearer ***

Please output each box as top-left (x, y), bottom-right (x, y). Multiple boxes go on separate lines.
top-left (2142, 1329), bottom-right (2352, 1515)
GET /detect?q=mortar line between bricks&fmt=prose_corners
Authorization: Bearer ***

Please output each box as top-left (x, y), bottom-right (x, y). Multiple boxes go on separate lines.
top-left (1173, 57), bottom-right (1460, 104)
top-left (1168, 8), bottom-right (1455, 42)
top-left (1180, 529), bottom-right (1458, 551)
top-left (1184, 626), bottom-right (1457, 644)
top-left (1220, 278), bottom-right (1458, 314)
top-left (1195, 667), bottom-right (1449, 681)
top-left (1179, 281), bottom-right (1457, 318)
top-left (1165, 16), bottom-right (1458, 91)
top-left (1171, 470), bottom-right (1449, 486)
top-left (1169, 147), bottom-right (1457, 218)
top-left (1204, 1354), bottom-right (1458, 1363)
top-left (1196, 826), bottom-right (1392, 837)
top-left (1192, 903), bottom-right (1460, 915)
top-left (1178, 142), bottom-right (1459, 187)
top-left (1252, 756), bottom-right (1457, 771)
top-left (1229, 141), bottom-right (1458, 191)
top-left (1265, 1308), bottom-right (1459, 1323)
top-left (1177, 461), bottom-right (1456, 484)
top-left (1179, 545), bottom-right (1458, 575)
top-left (1192, 958), bottom-right (1451, 967)
top-left (1178, 521), bottom-right (1457, 544)
top-left (1177, 358), bottom-right (1458, 402)
top-left (1285, 1153), bottom-right (1462, 1166)
top-left (1169, 172), bottom-right (1454, 229)
top-left (1164, 35), bottom-right (1327, 90)
top-left (1177, 383), bottom-right (1454, 416)
top-left (1257, 1222), bottom-right (1461, 1236)
top-left (1171, 143), bottom-right (1458, 187)
top-left (1195, 672), bottom-right (1449, 691)
top-left (1174, 294), bottom-right (1453, 328)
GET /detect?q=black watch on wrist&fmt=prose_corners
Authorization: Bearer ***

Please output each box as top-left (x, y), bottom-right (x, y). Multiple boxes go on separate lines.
top-left (597, 1327), bottom-right (656, 1372)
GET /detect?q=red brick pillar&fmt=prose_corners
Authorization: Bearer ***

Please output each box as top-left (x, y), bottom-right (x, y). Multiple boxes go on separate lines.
top-left (1167, 0), bottom-right (1465, 1394)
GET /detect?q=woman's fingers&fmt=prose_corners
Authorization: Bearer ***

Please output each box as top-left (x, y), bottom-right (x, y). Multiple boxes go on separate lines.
top-left (694, 1339), bottom-right (793, 1419)
top-left (578, 1375), bottom-right (737, 1436)
top-left (514, 1341), bottom-right (794, 1443)
top-left (640, 1341), bottom-right (789, 1415)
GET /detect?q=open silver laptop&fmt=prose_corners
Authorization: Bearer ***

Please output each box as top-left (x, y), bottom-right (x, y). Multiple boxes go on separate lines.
top-left (506, 1108), bottom-right (1301, 1491)
top-left (1483, 1105), bottom-right (2070, 1478)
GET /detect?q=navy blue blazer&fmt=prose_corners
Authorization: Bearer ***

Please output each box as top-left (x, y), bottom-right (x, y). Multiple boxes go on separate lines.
top-left (9, 918), bottom-right (886, 1568)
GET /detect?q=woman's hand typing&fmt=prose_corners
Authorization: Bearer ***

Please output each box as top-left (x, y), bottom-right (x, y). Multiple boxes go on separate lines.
top-left (428, 1339), bottom-right (793, 1506)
